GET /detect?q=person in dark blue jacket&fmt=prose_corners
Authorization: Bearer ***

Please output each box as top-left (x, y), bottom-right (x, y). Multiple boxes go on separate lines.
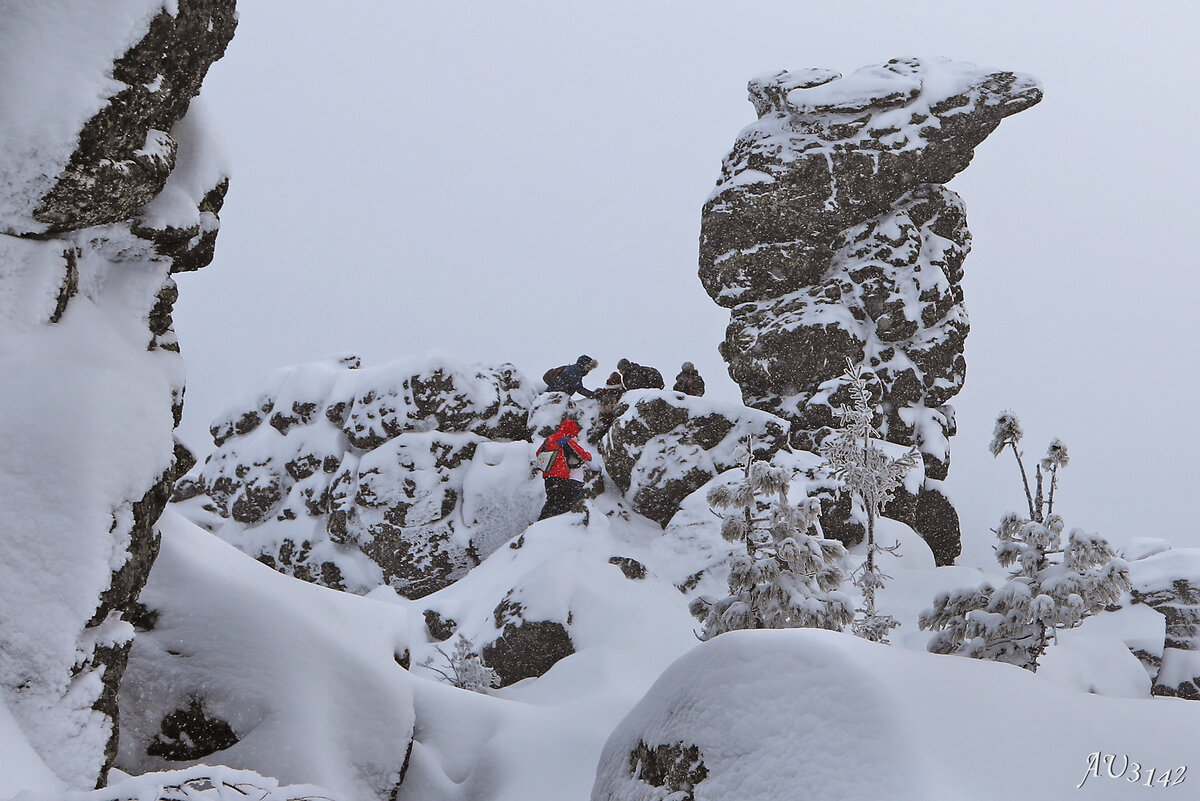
top-left (545, 355), bottom-right (598, 398)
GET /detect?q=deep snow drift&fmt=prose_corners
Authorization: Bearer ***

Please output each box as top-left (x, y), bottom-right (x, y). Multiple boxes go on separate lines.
top-left (594, 628), bottom-right (1197, 801)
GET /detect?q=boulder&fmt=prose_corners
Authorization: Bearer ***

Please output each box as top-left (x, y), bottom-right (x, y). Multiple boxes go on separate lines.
top-left (700, 58), bottom-right (1042, 564)
top-left (481, 596), bottom-right (575, 687)
top-left (598, 390), bottom-right (790, 527)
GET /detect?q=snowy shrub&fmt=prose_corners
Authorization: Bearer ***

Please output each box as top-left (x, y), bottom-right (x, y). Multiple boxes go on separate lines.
top-left (919, 413), bottom-right (1130, 671)
top-left (422, 635), bottom-right (501, 693)
top-left (820, 359), bottom-right (921, 643)
top-left (699, 440), bottom-right (852, 639)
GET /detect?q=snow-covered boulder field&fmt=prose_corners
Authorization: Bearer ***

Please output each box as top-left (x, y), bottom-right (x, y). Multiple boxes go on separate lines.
top-left (0, 0), bottom-right (234, 788)
top-left (172, 352), bottom-right (545, 597)
top-left (701, 58), bottom-right (1044, 565)
top-left (175, 356), bottom-right (831, 597)
top-left (591, 628), bottom-right (1198, 801)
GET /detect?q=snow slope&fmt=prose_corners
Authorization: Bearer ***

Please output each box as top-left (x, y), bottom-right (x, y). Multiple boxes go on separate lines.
top-left (5, 459), bottom-right (1199, 800)
top-left (116, 512), bottom-right (415, 801)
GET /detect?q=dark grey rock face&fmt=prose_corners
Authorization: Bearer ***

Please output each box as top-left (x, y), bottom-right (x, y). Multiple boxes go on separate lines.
top-left (0, 2), bottom-right (235, 787)
top-left (598, 390), bottom-right (790, 527)
top-left (33, 4), bottom-right (236, 232)
top-left (700, 59), bottom-right (1041, 564)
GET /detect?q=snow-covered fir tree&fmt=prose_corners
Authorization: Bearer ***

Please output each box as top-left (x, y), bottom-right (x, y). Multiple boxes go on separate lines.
top-left (919, 413), bottom-right (1131, 670)
top-left (700, 439), bottom-right (853, 640)
top-left (819, 359), bottom-right (921, 643)
top-left (421, 635), bottom-right (501, 693)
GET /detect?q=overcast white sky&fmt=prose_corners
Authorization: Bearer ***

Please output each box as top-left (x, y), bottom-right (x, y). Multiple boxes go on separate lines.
top-left (174, 0), bottom-right (1200, 560)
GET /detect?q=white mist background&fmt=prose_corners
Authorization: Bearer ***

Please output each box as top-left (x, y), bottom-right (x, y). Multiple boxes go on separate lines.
top-left (174, 0), bottom-right (1200, 562)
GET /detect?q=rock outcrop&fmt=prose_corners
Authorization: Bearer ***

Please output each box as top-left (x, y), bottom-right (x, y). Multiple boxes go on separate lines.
top-left (598, 390), bottom-right (790, 527)
top-left (0, 1), bottom-right (234, 787)
top-left (1125, 546), bottom-right (1200, 699)
top-left (482, 595), bottom-right (576, 687)
top-left (173, 353), bottom-right (543, 597)
top-left (699, 58), bottom-right (1042, 564)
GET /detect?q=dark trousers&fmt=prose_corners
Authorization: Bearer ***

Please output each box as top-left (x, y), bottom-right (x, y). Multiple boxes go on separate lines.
top-left (539, 477), bottom-right (583, 520)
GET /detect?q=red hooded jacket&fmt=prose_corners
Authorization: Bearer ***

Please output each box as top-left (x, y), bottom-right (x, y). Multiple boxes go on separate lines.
top-left (537, 419), bottom-right (592, 479)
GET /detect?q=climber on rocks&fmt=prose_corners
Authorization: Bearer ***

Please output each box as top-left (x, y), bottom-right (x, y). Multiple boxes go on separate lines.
top-left (544, 355), bottom-right (598, 398)
top-left (536, 418), bottom-right (593, 519)
top-left (617, 358), bottom-right (664, 390)
top-left (592, 371), bottom-right (626, 440)
top-left (673, 362), bottom-right (705, 397)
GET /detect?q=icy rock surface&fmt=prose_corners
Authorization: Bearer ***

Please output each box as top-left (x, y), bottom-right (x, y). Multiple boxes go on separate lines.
top-left (598, 390), bottom-right (790, 527)
top-left (173, 353), bottom-right (542, 597)
top-left (700, 58), bottom-right (1042, 564)
top-left (117, 513), bottom-right (414, 801)
top-left (0, 0), bottom-right (234, 787)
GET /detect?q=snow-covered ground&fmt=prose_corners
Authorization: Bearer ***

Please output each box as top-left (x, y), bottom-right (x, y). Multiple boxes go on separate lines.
top-left (7, 464), bottom-right (1198, 800)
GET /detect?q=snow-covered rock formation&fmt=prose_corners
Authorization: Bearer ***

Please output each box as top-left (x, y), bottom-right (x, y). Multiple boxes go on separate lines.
top-left (1113, 543), bottom-right (1200, 699)
top-left (597, 389), bottom-right (790, 527)
top-left (699, 58), bottom-right (1043, 564)
top-left (0, 1), bottom-right (234, 788)
top-left (173, 353), bottom-right (543, 597)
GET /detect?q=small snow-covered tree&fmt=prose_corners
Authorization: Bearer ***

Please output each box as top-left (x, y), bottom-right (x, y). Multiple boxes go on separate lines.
top-left (988, 411), bottom-right (1069, 524)
top-left (421, 635), bottom-right (500, 693)
top-left (700, 439), bottom-right (853, 640)
top-left (919, 413), bottom-right (1130, 671)
top-left (819, 359), bottom-right (921, 643)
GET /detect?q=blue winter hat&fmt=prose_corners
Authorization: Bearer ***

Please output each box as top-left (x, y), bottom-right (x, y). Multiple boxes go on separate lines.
top-left (577, 354), bottom-right (593, 365)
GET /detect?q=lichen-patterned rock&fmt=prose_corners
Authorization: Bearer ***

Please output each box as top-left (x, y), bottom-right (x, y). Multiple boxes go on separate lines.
top-left (0, 1), bottom-right (234, 787)
top-left (598, 390), bottom-right (789, 527)
top-left (175, 353), bottom-right (542, 597)
top-left (701, 58), bottom-right (1041, 564)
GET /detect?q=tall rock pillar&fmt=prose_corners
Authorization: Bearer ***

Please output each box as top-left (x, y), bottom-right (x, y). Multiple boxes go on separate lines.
top-left (699, 58), bottom-right (1041, 564)
top-left (0, 1), bottom-right (235, 787)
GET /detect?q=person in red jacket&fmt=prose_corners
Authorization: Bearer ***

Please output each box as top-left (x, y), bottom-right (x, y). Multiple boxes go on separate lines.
top-left (536, 418), bottom-right (592, 519)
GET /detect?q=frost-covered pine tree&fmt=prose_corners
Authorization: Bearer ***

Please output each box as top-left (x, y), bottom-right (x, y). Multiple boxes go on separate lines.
top-left (819, 359), bottom-right (921, 643)
top-left (919, 412), bottom-right (1131, 671)
top-left (700, 439), bottom-right (853, 640)
top-left (421, 635), bottom-right (501, 693)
